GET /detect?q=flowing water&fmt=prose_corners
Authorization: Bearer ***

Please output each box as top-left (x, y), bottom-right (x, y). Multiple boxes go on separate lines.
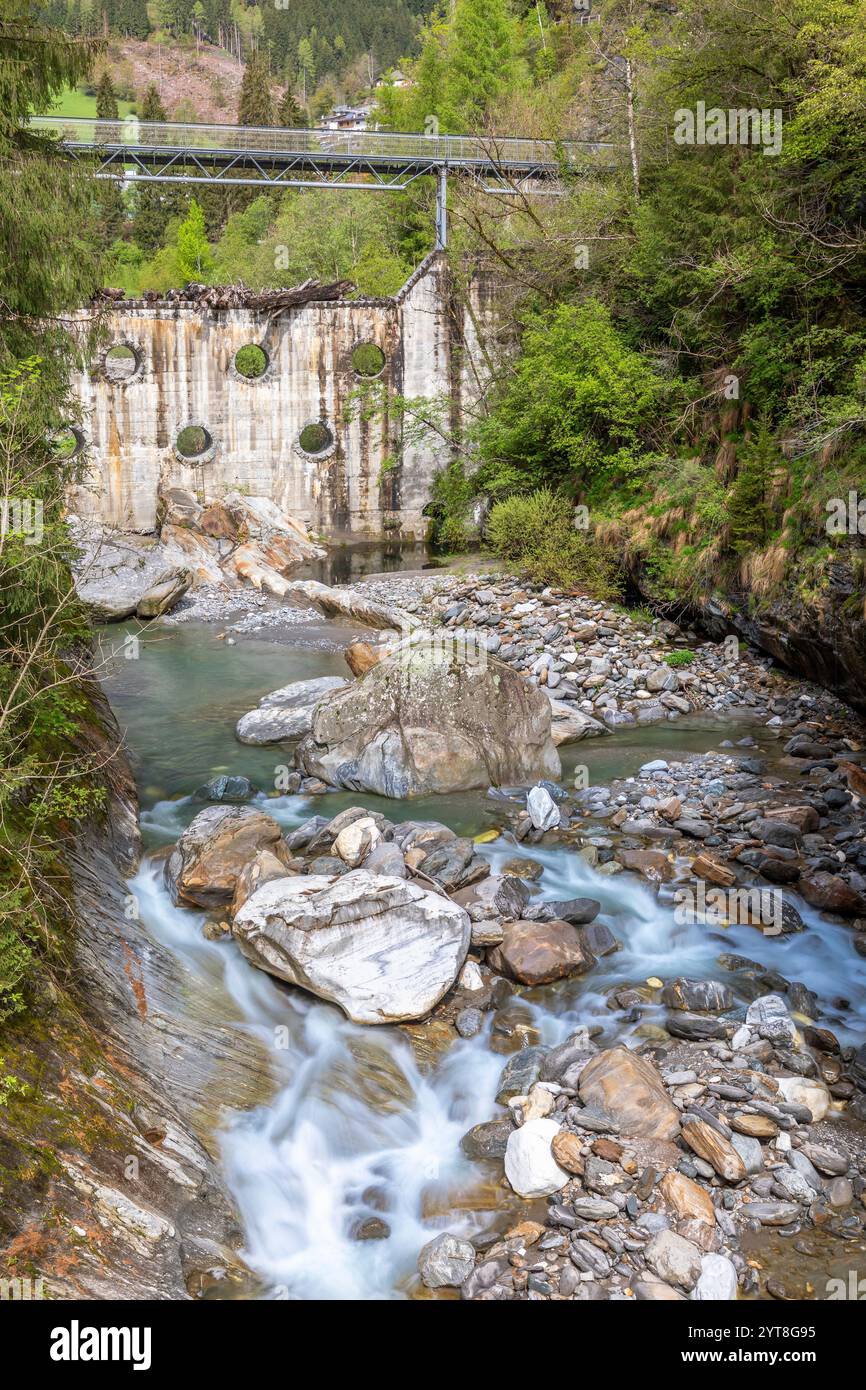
top-left (99, 601), bottom-right (866, 1300)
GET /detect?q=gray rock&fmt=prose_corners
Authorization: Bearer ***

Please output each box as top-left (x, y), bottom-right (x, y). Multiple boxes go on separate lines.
top-left (645, 1229), bottom-right (702, 1289)
top-left (417, 1232), bottom-right (475, 1289)
top-left (296, 644), bottom-right (561, 797)
top-left (460, 1120), bottom-right (514, 1160)
top-left (496, 1047), bottom-right (546, 1105)
top-left (235, 676), bottom-right (349, 745)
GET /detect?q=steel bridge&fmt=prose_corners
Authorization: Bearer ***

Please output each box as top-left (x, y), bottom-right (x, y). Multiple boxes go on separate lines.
top-left (31, 116), bottom-right (612, 249)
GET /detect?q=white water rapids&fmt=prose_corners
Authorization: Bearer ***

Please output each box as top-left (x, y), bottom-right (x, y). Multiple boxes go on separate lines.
top-left (133, 795), bottom-right (866, 1300)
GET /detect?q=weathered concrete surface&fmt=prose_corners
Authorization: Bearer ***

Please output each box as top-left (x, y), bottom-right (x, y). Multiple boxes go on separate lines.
top-left (72, 254), bottom-right (497, 539)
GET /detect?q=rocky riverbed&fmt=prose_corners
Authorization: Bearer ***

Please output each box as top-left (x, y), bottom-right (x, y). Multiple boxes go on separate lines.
top-left (74, 547), bottom-right (866, 1300)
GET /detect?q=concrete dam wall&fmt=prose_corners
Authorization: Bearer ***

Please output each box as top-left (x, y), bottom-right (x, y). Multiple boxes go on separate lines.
top-left (69, 253), bottom-right (497, 539)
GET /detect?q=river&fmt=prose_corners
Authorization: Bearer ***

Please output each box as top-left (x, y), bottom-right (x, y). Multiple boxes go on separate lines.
top-left (97, 561), bottom-right (866, 1300)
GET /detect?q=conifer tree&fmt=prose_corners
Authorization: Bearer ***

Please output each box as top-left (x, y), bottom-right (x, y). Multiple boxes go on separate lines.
top-left (277, 85), bottom-right (303, 129)
top-left (140, 82), bottom-right (167, 121)
top-left (95, 69), bottom-right (118, 118)
top-left (238, 50), bottom-right (274, 127)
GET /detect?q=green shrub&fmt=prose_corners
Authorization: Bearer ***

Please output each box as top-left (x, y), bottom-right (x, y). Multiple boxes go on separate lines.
top-left (234, 344), bottom-right (268, 379)
top-left (299, 422), bottom-right (333, 454)
top-left (486, 488), bottom-right (621, 598)
top-left (351, 342), bottom-right (386, 377)
top-left (176, 424), bottom-right (210, 458)
top-left (664, 648), bottom-right (696, 666)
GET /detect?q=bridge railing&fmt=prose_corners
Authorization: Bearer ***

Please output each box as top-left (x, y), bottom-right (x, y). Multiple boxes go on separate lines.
top-left (30, 116), bottom-right (608, 169)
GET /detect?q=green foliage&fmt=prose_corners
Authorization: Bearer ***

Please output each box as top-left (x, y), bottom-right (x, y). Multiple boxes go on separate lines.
top-left (728, 421), bottom-right (780, 554)
top-left (476, 300), bottom-right (671, 495)
top-left (664, 649), bottom-right (696, 667)
top-left (486, 489), bottom-right (622, 597)
top-left (351, 343), bottom-right (386, 377)
top-left (94, 69), bottom-right (118, 119)
top-left (176, 423), bottom-right (209, 456)
top-left (175, 198), bottom-right (214, 283)
top-left (299, 422), bottom-right (332, 453)
top-left (238, 50), bottom-right (274, 128)
top-left (234, 344), bottom-right (268, 379)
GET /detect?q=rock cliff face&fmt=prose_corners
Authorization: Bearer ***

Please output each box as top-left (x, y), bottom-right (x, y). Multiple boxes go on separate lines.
top-left (693, 557), bottom-right (866, 716)
top-left (0, 684), bottom-right (255, 1300)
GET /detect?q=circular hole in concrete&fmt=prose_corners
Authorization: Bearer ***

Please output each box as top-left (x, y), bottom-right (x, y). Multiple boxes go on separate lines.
top-left (234, 344), bottom-right (269, 379)
top-left (176, 424), bottom-right (213, 460)
top-left (51, 425), bottom-right (85, 459)
top-left (298, 421), bottom-right (334, 455)
top-left (104, 343), bottom-right (140, 381)
top-left (351, 342), bottom-right (386, 378)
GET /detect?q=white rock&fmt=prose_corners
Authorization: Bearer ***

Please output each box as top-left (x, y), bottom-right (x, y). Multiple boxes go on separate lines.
top-left (235, 676), bottom-right (348, 745)
top-left (731, 1024), bottom-right (752, 1050)
top-left (504, 1118), bottom-right (569, 1197)
top-left (693, 1253), bottom-right (738, 1300)
top-left (527, 784), bottom-right (560, 831)
top-left (333, 816), bottom-right (381, 867)
top-left (776, 1076), bottom-right (831, 1121)
top-left (458, 959), bottom-right (484, 992)
top-left (746, 994), bottom-right (799, 1046)
top-left (232, 872), bottom-right (470, 1024)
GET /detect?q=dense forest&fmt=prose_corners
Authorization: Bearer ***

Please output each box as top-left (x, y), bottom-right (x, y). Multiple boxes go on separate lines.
top-left (36, 0), bottom-right (429, 89)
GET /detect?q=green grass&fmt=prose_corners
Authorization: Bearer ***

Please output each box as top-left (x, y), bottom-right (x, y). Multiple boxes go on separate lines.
top-left (40, 86), bottom-right (137, 120)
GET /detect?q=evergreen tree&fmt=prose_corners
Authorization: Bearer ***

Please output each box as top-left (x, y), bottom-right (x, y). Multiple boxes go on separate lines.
top-left (0, 1), bottom-right (110, 1018)
top-left (176, 197), bottom-right (214, 281)
top-left (277, 85), bottom-right (303, 129)
top-left (95, 69), bottom-right (118, 119)
top-left (238, 50), bottom-right (274, 127)
top-left (447, 0), bottom-right (516, 129)
top-left (140, 82), bottom-right (167, 121)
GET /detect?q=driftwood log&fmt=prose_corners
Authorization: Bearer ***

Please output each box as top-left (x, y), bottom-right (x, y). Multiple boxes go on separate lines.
top-left (93, 278), bottom-right (355, 309)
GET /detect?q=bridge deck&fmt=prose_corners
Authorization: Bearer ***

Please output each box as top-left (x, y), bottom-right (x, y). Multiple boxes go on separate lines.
top-left (31, 117), bottom-right (610, 179)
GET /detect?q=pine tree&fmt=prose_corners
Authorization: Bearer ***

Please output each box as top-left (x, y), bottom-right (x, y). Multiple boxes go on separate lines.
top-left (140, 82), bottom-right (167, 121)
top-left (176, 198), bottom-right (214, 281)
top-left (447, 0), bottom-right (516, 129)
top-left (95, 69), bottom-right (119, 119)
top-left (277, 85), bottom-right (303, 129)
top-left (238, 50), bottom-right (274, 127)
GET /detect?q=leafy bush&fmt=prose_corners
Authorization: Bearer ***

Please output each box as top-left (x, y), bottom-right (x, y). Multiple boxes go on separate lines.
top-left (234, 344), bottom-right (268, 379)
top-left (299, 422), bottom-right (333, 454)
top-left (664, 649), bottom-right (696, 667)
top-left (486, 488), bottom-right (621, 598)
top-left (476, 301), bottom-right (673, 496)
top-left (176, 424), bottom-right (210, 458)
top-left (351, 343), bottom-right (386, 377)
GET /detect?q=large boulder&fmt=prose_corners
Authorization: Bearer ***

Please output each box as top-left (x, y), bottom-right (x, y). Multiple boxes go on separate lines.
top-left (578, 1047), bottom-right (681, 1141)
top-left (231, 871), bottom-right (470, 1024)
top-left (165, 805), bottom-right (292, 909)
top-left (235, 676), bottom-right (349, 745)
top-left (487, 920), bottom-right (596, 986)
top-left (296, 645), bottom-right (561, 798)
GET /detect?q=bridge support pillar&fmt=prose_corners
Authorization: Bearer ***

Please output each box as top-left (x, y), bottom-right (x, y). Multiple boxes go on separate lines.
top-left (435, 167), bottom-right (448, 250)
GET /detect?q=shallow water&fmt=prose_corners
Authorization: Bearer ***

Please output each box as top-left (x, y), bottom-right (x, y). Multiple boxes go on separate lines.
top-left (100, 613), bottom-right (866, 1299)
